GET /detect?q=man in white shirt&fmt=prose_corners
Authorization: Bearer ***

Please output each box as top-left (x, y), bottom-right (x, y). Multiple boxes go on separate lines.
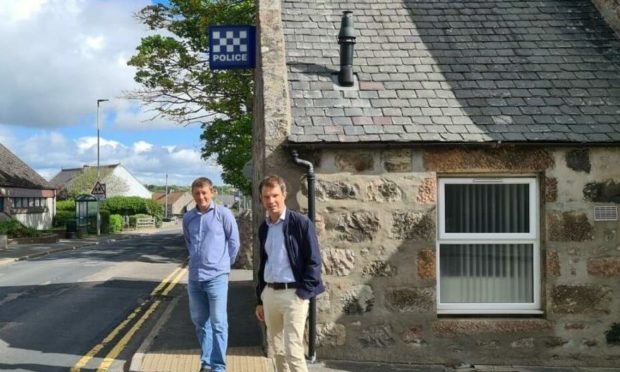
top-left (255, 175), bottom-right (324, 372)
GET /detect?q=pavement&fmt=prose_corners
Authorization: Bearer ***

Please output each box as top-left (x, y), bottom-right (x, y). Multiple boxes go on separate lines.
top-left (2, 232), bottom-right (619, 372)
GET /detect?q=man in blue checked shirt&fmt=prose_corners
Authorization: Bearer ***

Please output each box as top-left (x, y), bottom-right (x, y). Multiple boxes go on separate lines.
top-left (183, 177), bottom-right (240, 372)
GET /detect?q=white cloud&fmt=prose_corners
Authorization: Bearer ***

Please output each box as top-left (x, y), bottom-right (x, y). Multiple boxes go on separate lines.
top-left (0, 1), bottom-right (224, 186)
top-left (133, 140), bottom-right (153, 153)
top-left (5, 130), bottom-right (222, 186)
top-left (111, 100), bottom-right (184, 131)
top-left (78, 34), bottom-right (106, 58)
top-left (0, 0), bottom-right (48, 23)
top-left (0, 0), bottom-right (152, 128)
top-left (0, 127), bottom-right (17, 147)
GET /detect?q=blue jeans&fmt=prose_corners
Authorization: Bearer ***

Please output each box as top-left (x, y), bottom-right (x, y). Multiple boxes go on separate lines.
top-left (188, 274), bottom-right (229, 372)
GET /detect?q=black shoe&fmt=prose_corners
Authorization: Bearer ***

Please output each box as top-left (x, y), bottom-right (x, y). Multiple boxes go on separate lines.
top-left (199, 367), bottom-right (211, 372)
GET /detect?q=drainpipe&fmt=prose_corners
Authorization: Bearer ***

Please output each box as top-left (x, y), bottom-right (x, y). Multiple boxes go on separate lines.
top-left (337, 11), bottom-right (356, 87)
top-left (290, 150), bottom-right (317, 362)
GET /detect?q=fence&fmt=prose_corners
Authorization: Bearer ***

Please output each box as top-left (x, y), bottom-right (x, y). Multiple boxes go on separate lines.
top-left (136, 216), bottom-right (156, 229)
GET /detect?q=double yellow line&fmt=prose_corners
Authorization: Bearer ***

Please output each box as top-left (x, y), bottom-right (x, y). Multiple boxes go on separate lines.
top-left (71, 265), bottom-right (187, 372)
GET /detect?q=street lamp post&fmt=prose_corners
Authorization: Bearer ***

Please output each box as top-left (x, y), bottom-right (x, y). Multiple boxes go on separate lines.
top-left (96, 99), bottom-right (109, 180)
top-left (96, 98), bottom-right (108, 236)
top-left (164, 173), bottom-right (168, 220)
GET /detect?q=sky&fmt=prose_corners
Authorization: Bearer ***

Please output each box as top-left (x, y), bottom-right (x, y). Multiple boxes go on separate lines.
top-left (0, 0), bottom-right (223, 187)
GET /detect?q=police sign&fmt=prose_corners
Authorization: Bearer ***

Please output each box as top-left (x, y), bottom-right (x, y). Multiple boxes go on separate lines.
top-left (209, 25), bottom-right (256, 70)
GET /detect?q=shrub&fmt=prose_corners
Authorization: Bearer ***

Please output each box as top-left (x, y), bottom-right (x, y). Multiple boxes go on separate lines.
top-left (57, 199), bottom-right (76, 212)
top-left (0, 219), bottom-right (40, 238)
top-left (100, 209), bottom-right (111, 234)
top-left (53, 210), bottom-right (76, 228)
top-left (109, 214), bottom-right (123, 233)
top-left (101, 196), bottom-right (163, 218)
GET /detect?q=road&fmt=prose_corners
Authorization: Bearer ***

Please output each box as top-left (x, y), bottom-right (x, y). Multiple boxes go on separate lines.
top-left (0, 229), bottom-right (187, 372)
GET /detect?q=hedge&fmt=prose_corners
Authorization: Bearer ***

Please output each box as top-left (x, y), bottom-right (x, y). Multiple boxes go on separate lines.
top-left (53, 210), bottom-right (76, 228)
top-left (100, 209), bottom-right (111, 234)
top-left (109, 214), bottom-right (123, 233)
top-left (0, 219), bottom-right (40, 238)
top-left (57, 199), bottom-right (76, 212)
top-left (101, 196), bottom-right (162, 217)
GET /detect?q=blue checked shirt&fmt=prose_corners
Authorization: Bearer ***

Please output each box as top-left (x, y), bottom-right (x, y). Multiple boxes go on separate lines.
top-left (183, 202), bottom-right (240, 281)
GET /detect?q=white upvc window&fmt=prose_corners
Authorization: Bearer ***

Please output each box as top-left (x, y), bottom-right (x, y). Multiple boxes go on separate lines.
top-left (437, 177), bottom-right (541, 314)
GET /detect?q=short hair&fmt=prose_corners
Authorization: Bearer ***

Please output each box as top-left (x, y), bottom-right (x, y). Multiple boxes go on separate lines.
top-left (259, 175), bottom-right (287, 195)
top-left (191, 177), bottom-right (214, 191)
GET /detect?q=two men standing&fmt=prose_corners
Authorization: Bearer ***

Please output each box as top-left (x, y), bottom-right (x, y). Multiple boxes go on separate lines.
top-left (183, 174), bottom-right (323, 372)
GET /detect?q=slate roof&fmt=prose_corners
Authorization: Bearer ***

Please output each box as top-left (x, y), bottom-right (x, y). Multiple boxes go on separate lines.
top-left (0, 143), bottom-right (54, 190)
top-left (282, 0), bottom-right (620, 144)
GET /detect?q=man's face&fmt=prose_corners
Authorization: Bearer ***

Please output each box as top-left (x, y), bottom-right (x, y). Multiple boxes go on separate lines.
top-left (192, 184), bottom-right (214, 212)
top-left (260, 184), bottom-right (287, 221)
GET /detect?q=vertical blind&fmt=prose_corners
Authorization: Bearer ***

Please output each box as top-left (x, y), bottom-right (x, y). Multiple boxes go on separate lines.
top-left (440, 182), bottom-right (534, 304)
top-left (445, 183), bottom-right (530, 233)
top-left (440, 243), bottom-right (534, 303)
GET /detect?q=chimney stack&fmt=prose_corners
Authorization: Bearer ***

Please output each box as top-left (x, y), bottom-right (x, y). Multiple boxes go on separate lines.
top-left (338, 11), bottom-right (356, 87)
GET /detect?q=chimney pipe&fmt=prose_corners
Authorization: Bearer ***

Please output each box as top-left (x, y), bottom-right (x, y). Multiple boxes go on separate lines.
top-left (338, 11), bottom-right (356, 87)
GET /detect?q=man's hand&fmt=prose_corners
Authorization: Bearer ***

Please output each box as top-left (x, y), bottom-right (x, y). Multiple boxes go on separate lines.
top-left (255, 305), bottom-right (264, 322)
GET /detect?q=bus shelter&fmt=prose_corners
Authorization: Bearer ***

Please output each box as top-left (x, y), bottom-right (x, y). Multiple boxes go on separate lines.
top-left (74, 194), bottom-right (98, 235)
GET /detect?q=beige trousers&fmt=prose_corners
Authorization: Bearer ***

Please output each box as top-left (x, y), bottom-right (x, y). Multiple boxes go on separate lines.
top-left (262, 287), bottom-right (309, 372)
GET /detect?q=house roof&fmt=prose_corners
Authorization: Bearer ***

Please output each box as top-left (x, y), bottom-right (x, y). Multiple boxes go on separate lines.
top-left (283, 0), bottom-right (620, 144)
top-left (153, 191), bottom-right (190, 205)
top-left (49, 164), bottom-right (117, 188)
top-left (0, 143), bottom-right (54, 190)
top-left (217, 195), bottom-right (235, 207)
top-left (49, 168), bottom-right (82, 188)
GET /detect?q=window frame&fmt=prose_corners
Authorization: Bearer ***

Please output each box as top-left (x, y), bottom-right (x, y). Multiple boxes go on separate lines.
top-left (436, 177), bottom-right (541, 314)
top-left (9, 197), bottom-right (48, 213)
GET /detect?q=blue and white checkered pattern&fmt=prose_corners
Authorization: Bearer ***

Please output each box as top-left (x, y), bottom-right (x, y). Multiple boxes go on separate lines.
top-left (211, 30), bottom-right (249, 54)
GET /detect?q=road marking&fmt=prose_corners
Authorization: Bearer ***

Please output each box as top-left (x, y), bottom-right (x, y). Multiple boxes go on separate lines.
top-left (96, 267), bottom-right (187, 371)
top-left (70, 266), bottom-right (186, 371)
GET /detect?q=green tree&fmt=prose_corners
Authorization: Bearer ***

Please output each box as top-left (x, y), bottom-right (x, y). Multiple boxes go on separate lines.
top-left (66, 167), bottom-right (99, 198)
top-left (146, 184), bottom-right (191, 193)
top-left (66, 167), bottom-right (129, 199)
top-left (127, 0), bottom-right (254, 195)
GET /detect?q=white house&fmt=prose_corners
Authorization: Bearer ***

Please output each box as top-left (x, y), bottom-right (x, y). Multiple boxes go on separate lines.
top-left (50, 163), bottom-right (152, 199)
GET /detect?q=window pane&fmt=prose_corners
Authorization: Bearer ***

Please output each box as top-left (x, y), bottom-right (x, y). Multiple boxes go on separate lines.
top-left (445, 183), bottom-right (530, 233)
top-left (440, 244), bottom-right (534, 303)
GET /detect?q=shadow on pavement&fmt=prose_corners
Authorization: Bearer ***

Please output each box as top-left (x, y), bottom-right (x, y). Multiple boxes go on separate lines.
top-left (146, 279), bottom-right (262, 352)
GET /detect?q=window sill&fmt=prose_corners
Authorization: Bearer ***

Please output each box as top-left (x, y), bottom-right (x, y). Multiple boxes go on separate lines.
top-left (10, 207), bottom-right (48, 214)
top-left (437, 309), bottom-right (544, 315)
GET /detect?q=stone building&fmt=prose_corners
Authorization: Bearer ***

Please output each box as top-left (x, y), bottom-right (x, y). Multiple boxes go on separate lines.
top-left (253, 0), bottom-right (620, 367)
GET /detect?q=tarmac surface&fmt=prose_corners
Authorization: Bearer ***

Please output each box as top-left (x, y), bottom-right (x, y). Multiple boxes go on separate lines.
top-left (1, 231), bottom-right (619, 372)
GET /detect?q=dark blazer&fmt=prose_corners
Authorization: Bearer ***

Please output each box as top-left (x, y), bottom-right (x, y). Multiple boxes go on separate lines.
top-left (256, 209), bottom-right (325, 304)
